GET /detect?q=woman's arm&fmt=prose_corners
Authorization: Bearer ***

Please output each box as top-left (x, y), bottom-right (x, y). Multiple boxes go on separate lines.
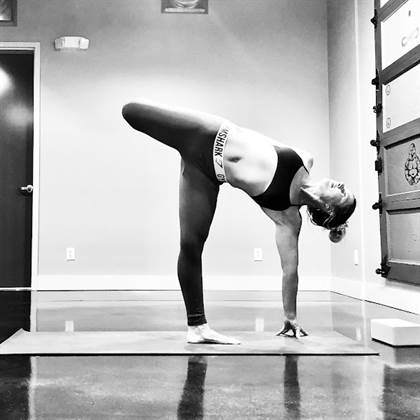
top-left (274, 212), bottom-right (300, 320)
top-left (263, 206), bottom-right (308, 337)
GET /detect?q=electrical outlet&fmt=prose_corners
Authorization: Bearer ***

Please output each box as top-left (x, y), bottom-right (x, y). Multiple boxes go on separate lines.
top-left (255, 317), bottom-right (265, 332)
top-left (353, 249), bottom-right (359, 266)
top-left (254, 248), bottom-right (263, 261)
top-left (65, 320), bottom-right (74, 332)
top-left (66, 247), bottom-right (76, 261)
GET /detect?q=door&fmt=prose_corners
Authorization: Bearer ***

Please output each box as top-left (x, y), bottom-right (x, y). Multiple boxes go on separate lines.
top-left (0, 50), bottom-right (34, 287)
top-left (372, 0), bottom-right (420, 284)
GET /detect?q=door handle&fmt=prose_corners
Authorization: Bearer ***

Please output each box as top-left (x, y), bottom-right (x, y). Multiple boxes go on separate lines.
top-left (20, 184), bottom-right (34, 195)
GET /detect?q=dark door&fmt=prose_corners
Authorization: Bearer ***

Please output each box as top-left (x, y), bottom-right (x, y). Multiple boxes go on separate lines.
top-left (372, 0), bottom-right (420, 284)
top-left (0, 51), bottom-right (34, 287)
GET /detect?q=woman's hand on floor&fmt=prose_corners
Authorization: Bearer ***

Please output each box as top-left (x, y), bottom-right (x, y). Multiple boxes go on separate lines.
top-left (276, 319), bottom-right (308, 338)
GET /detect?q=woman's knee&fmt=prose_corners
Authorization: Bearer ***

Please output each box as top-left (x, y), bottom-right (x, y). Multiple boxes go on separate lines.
top-left (179, 235), bottom-right (207, 260)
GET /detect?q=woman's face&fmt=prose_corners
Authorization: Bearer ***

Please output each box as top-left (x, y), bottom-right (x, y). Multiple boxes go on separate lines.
top-left (319, 178), bottom-right (353, 209)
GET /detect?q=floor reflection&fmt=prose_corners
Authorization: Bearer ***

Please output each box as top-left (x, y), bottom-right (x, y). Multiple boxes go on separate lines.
top-left (0, 356), bottom-right (31, 418)
top-left (375, 343), bottom-right (420, 368)
top-left (382, 362), bottom-right (420, 420)
top-left (284, 356), bottom-right (301, 419)
top-left (0, 353), bottom-right (419, 419)
top-left (177, 356), bottom-right (207, 419)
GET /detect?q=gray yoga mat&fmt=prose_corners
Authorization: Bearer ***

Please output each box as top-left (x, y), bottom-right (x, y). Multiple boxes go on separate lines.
top-left (0, 329), bottom-right (378, 355)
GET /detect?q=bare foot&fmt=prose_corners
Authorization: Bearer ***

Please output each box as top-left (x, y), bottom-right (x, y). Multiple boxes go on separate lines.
top-left (187, 324), bottom-right (240, 345)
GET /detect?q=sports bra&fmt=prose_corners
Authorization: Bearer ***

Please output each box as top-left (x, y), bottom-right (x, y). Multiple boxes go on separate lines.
top-left (251, 146), bottom-right (306, 211)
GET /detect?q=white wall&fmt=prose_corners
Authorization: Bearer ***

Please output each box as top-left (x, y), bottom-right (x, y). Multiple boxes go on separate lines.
top-left (327, 0), bottom-right (365, 288)
top-left (0, 0), bottom-right (331, 290)
top-left (327, 0), bottom-right (420, 314)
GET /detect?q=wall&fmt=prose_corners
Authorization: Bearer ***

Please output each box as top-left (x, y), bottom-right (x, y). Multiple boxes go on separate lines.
top-left (0, 0), bottom-right (331, 290)
top-left (327, 0), bottom-right (420, 313)
top-left (327, 0), bottom-right (365, 290)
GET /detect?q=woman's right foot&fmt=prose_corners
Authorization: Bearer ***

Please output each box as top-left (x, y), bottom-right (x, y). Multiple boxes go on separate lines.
top-left (187, 324), bottom-right (240, 345)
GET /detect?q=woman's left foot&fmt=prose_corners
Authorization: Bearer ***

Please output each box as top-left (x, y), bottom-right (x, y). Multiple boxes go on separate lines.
top-left (187, 324), bottom-right (240, 345)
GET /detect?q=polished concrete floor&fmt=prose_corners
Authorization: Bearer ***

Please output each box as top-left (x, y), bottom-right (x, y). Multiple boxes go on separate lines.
top-left (0, 290), bottom-right (420, 419)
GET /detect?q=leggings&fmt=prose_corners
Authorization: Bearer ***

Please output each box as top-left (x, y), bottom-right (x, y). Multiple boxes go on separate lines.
top-left (122, 101), bottom-right (223, 326)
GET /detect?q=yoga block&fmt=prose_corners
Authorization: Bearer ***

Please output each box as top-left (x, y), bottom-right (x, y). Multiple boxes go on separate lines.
top-left (371, 319), bottom-right (420, 346)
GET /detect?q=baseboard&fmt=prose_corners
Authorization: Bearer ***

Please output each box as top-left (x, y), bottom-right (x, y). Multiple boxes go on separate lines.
top-left (331, 276), bottom-right (365, 300)
top-left (34, 275), bottom-right (331, 291)
top-left (331, 276), bottom-right (420, 314)
top-left (365, 279), bottom-right (420, 314)
top-left (33, 275), bottom-right (419, 313)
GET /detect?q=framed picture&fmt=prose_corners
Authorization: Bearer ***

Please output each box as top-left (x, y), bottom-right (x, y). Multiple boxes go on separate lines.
top-left (0, 0), bottom-right (17, 26)
top-left (162, 0), bottom-right (208, 14)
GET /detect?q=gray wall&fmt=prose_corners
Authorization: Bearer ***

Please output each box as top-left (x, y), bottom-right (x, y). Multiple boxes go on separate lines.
top-left (327, 0), bottom-right (366, 285)
top-left (0, 0), bottom-right (331, 285)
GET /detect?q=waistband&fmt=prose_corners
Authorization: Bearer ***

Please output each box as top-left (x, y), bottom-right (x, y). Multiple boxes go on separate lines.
top-left (213, 121), bottom-right (231, 183)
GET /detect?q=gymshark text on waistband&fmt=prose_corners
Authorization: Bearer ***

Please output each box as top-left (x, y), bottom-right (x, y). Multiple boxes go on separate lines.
top-left (213, 123), bottom-right (230, 183)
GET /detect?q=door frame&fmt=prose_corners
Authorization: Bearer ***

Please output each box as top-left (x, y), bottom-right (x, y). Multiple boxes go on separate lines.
top-left (372, 0), bottom-right (420, 285)
top-left (0, 42), bottom-right (40, 290)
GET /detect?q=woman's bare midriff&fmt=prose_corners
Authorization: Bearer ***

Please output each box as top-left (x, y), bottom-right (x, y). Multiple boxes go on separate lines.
top-left (223, 124), bottom-right (312, 197)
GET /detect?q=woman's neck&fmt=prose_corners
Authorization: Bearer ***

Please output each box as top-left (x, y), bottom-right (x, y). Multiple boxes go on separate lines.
top-left (295, 179), bottom-right (324, 209)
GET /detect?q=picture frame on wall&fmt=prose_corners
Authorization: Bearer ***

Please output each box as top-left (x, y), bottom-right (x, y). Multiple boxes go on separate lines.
top-left (0, 0), bottom-right (17, 26)
top-left (162, 0), bottom-right (208, 14)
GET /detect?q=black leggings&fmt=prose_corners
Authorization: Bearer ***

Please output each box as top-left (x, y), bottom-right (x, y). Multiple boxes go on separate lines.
top-left (122, 102), bottom-right (222, 326)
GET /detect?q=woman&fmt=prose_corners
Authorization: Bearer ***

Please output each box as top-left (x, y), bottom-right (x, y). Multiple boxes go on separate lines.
top-left (122, 101), bottom-right (356, 345)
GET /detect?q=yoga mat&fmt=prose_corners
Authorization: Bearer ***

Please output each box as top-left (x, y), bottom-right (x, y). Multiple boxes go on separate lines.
top-left (0, 329), bottom-right (378, 355)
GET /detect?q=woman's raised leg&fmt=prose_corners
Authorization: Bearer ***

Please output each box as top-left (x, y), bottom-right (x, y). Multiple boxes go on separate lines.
top-left (122, 101), bottom-right (222, 154)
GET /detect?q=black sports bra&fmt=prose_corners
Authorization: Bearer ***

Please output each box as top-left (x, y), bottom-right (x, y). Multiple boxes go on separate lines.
top-left (251, 146), bottom-right (305, 211)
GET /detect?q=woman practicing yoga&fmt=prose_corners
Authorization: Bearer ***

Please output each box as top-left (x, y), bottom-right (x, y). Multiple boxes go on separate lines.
top-left (122, 101), bottom-right (356, 345)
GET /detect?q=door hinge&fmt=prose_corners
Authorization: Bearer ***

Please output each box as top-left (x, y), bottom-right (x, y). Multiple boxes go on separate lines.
top-left (376, 258), bottom-right (390, 277)
top-left (370, 131), bottom-right (381, 151)
top-left (372, 194), bottom-right (383, 213)
top-left (371, 70), bottom-right (379, 89)
top-left (370, 9), bottom-right (378, 27)
top-left (375, 157), bottom-right (383, 173)
top-left (373, 103), bottom-right (382, 114)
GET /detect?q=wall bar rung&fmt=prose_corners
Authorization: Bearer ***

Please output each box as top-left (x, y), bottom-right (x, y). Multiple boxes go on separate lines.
top-left (382, 118), bottom-right (420, 148)
top-left (381, 46), bottom-right (420, 84)
top-left (378, 0), bottom-right (408, 22)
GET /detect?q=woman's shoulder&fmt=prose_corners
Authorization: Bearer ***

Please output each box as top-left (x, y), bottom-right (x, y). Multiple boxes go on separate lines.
top-left (262, 205), bottom-right (302, 230)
